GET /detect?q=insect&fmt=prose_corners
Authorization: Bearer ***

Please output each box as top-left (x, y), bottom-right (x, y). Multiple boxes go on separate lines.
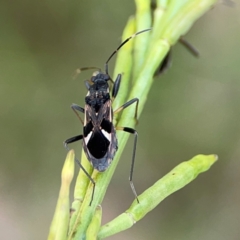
top-left (64, 29), bottom-right (151, 205)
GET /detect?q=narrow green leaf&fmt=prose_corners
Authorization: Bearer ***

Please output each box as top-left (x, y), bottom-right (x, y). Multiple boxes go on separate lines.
top-left (133, 0), bottom-right (152, 81)
top-left (98, 154), bottom-right (218, 238)
top-left (48, 150), bottom-right (75, 240)
top-left (112, 17), bottom-right (136, 115)
top-left (86, 205), bottom-right (102, 240)
top-left (68, 152), bottom-right (93, 236)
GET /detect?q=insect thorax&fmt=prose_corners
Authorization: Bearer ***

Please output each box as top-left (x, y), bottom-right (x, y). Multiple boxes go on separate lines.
top-left (85, 80), bottom-right (110, 112)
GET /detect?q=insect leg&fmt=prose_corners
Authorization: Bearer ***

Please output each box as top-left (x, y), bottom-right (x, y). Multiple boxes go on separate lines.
top-left (63, 135), bottom-right (96, 206)
top-left (114, 98), bottom-right (139, 124)
top-left (116, 126), bottom-right (139, 203)
top-left (64, 134), bottom-right (83, 149)
top-left (179, 37), bottom-right (200, 57)
top-left (154, 49), bottom-right (172, 76)
top-left (112, 74), bottom-right (121, 101)
top-left (71, 103), bottom-right (85, 125)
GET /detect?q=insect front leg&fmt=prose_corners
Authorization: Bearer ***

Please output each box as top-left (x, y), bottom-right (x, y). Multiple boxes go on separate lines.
top-left (112, 74), bottom-right (121, 101)
top-left (116, 126), bottom-right (139, 203)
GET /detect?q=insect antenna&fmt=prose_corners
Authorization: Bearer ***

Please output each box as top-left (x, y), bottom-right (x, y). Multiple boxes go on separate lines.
top-left (73, 66), bottom-right (101, 79)
top-left (104, 28), bottom-right (151, 75)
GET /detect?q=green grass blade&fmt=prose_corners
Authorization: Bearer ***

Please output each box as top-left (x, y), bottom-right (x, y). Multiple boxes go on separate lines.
top-left (98, 154), bottom-right (218, 238)
top-left (48, 150), bottom-right (75, 240)
top-left (86, 205), bottom-right (102, 240)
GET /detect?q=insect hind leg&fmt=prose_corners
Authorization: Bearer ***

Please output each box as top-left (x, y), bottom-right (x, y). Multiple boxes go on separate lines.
top-left (116, 126), bottom-right (139, 203)
top-left (63, 135), bottom-right (96, 206)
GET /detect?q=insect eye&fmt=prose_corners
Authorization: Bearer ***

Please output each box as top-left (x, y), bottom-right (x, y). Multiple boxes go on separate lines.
top-left (103, 74), bottom-right (110, 81)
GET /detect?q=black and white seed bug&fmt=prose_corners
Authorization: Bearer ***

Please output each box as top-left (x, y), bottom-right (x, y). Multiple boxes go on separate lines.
top-left (64, 29), bottom-right (151, 205)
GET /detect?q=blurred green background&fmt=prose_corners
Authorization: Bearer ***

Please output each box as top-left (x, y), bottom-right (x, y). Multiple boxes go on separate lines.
top-left (1, 1), bottom-right (240, 239)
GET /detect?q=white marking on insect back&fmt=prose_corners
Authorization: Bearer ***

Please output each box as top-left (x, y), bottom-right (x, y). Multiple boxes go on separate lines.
top-left (84, 131), bottom-right (93, 144)
top-left (101, 129), bottom-right (111, 142)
